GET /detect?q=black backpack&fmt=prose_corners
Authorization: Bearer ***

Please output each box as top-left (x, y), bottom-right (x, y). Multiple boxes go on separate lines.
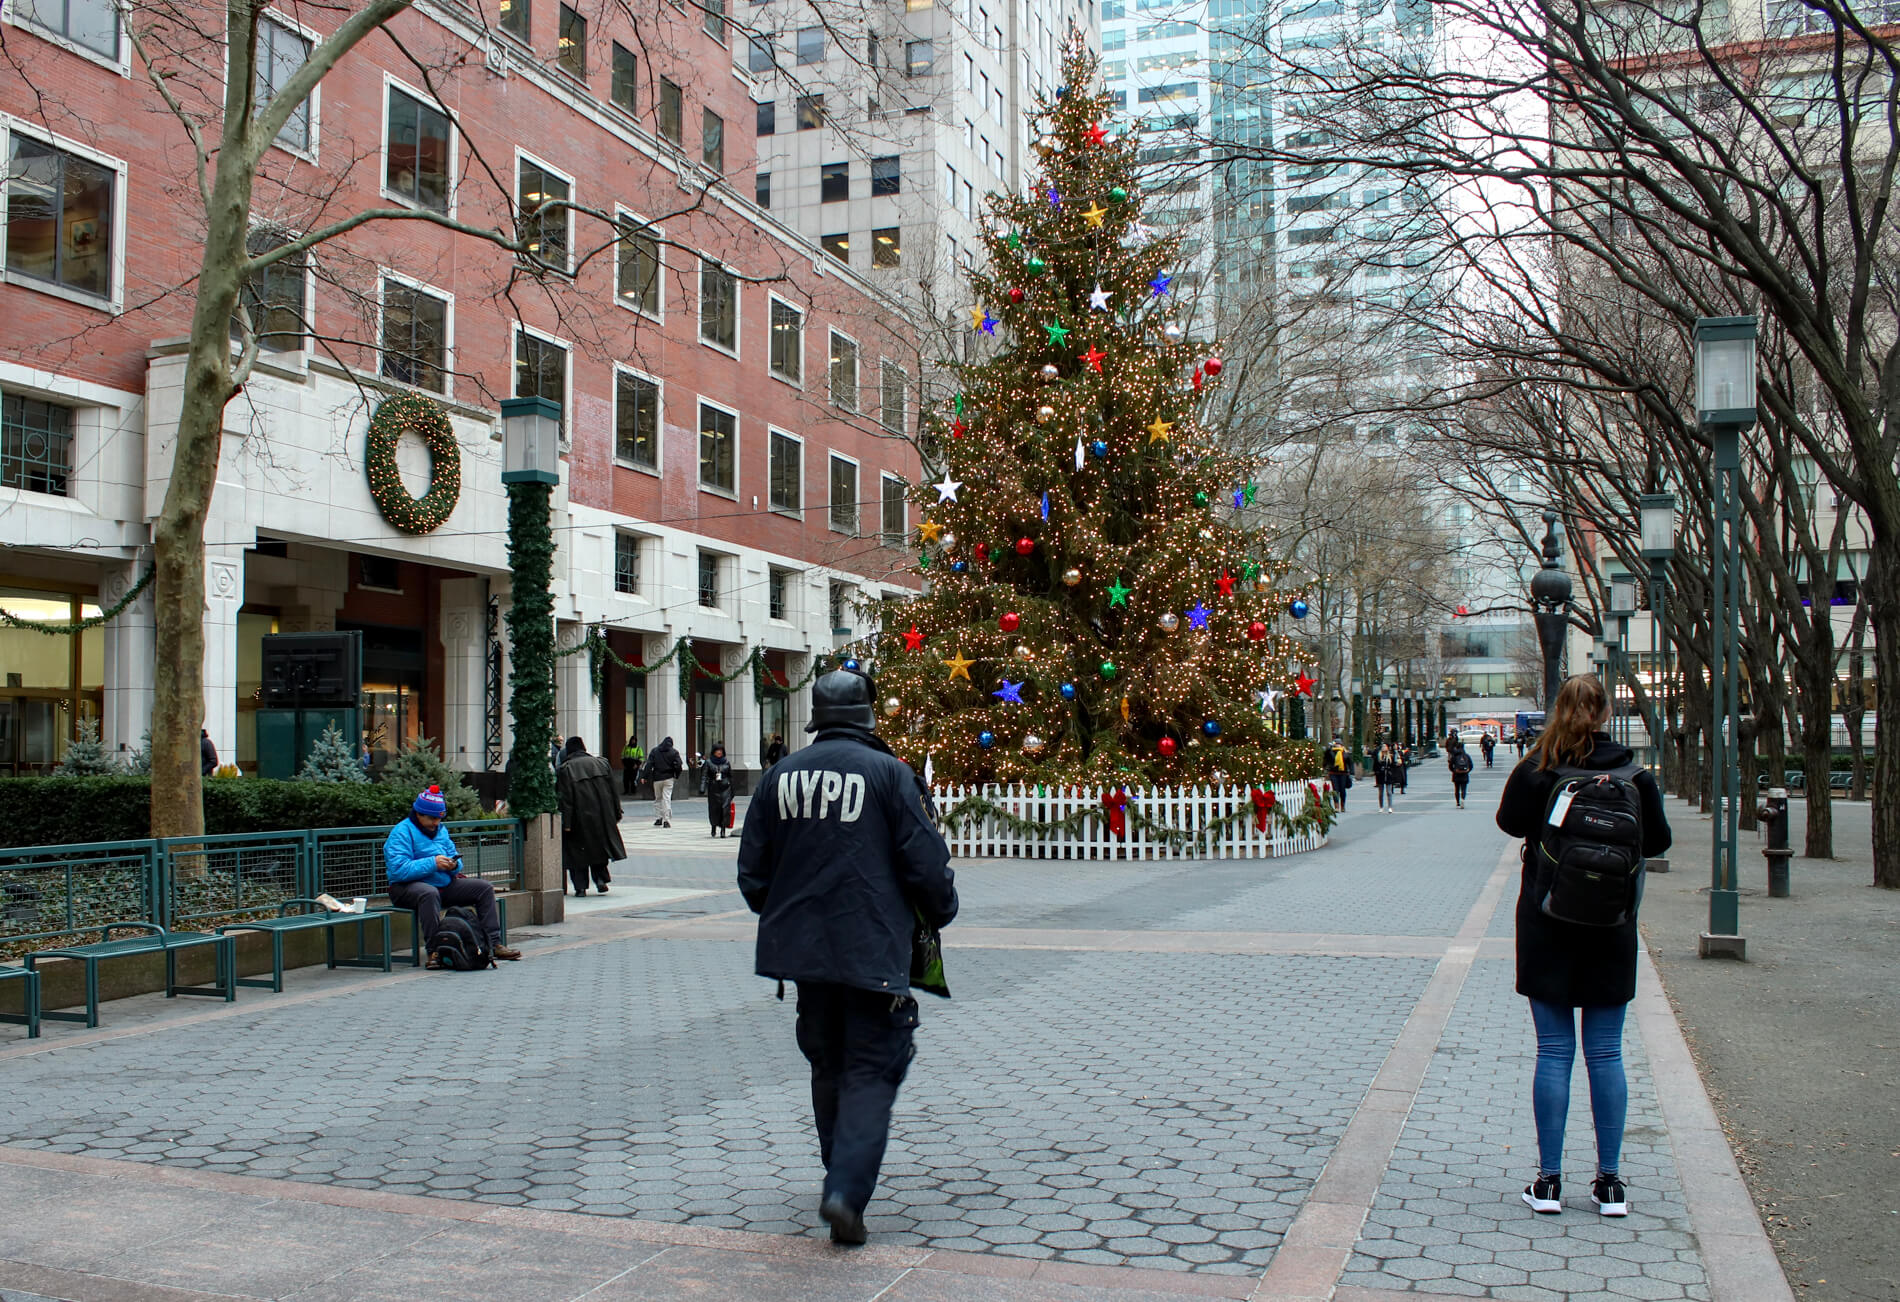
top-left (430, 905), bottom-right (494, 970)
top-left (1537, 764), bottom-right (1645, 927)
top-left (1450, 750), bottom-right (1473, 774)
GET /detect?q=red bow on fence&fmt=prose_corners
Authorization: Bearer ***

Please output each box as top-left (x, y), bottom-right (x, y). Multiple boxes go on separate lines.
top-left (1250, 787), bottom-right (1277, 831)
top-left (1101, 789), bottom-right (1129, 839)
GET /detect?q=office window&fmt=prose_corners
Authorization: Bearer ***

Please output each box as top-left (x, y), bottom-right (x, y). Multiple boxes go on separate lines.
top-left (613, 533), bottom-right (642, 594)
top-left (557, 3), bottom-right (586, 77)
top-left (828, 582), bottom-right (851, 632)
top-left (698, 402), bottom-right (736, 492)
top-left (255, 17), bottom-right (314, 152)
top-left (748, 36), bottom-right (773, 73)
top-left (15, 0), bottom-right (117, 56)
top-left (963, 52), bottom-right (974, 90)
top-left (995, 88), bottom-right (1004, 121)
top-left (905, 0), bottom-right (933, 8)
top-left (945, 162), bottom-right (956, 199)
top-left (380, 280), bottom-right (449, 392)
top-left (615, 371), bottom-right (659, 468)
top-left (821, 161), bottom-right (849, 202)
top-left (658, 78), bottom-right (683, 143)
top-left (829, 331), bottom-right (858, 410)
top-left (768, 298), bottom-right (803, 382)
top-left (906, 39), bottom-right (934, 75)
top-left (1, 392), bottom-right (73, 496)
top-left (768, 430), bottom-right (801, 513)
top-left (880, 473), bottom-right (906, 543)
top-left (517, 158), bottom-right (570, 272)
top-left (821, 232), bottom-right (848, 263)
top-left (385, 86), bottom-right (452, 211)
top-left (611, 42), bottom-right (636, 110)
top-left (796, 93), bottom-right (824, 129)
top-left (829, 455), bottom-right (859, 535)
top-left (768, 567), bottom-right (792, 620)
top-left (871, 155), bottom-right (900, 195)
top-left (616, 218), bottom-right (661, 314)
top-left (872, 226), bottom-right (900, 267)
top-left (879, 362), bottom-right (906, 433)
top-left (756, 99), bottom-right (776, 134)
top-left (229, 230), bottom-right (306, 354)
top-left (698, 551), bottom-right (723, 608)
top-left (797, 25), bottom-right (824, 63)
top-left (963, 179), bottom-right (974, 219)
top-left (499, 0), bottom-right (529, 40)
top-left (703, 0), bottom-right (726, 41)
top-left (755, 171), bottom-right (771, 207)
top-left (514, 330), bottom-right (566, 411)
top-left (702, 109), bottom-right (724, 170)
top-left (699, 259), bottom-right (737, 350)
top-left (5, 136), bottom-right (116, 299)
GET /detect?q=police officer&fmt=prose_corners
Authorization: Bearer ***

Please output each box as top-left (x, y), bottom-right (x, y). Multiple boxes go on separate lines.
top-left (736, 667), bottom-right (958, 1245)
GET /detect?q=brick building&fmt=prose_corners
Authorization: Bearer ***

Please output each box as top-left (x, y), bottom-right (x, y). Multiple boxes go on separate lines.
top-left (0, 0), bottom-right (923, 787)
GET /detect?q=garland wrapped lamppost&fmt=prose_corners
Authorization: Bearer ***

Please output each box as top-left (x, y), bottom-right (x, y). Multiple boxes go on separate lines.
top-left (501, 396), bottom-right (561, 820)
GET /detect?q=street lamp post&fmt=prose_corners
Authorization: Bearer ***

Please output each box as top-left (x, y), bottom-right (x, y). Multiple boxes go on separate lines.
top-left (501, 396), bottom-right (562, 821)
top-left (1640, 493), bottom-right (1678, 795)
top-left (1608, 574), bottom-right (1639, 751)
top-left (1694, 316), bottom-right (1758, 960)
top-left (1530, 510), bottom-right (1572, 711)
top-left (1349, 675), bottom-right (1364, 768)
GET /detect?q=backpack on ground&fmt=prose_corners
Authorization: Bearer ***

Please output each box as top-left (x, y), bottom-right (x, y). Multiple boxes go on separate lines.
top-left (430, 905), bottom-right (495, 970)
top-left (1537, 763), bottom-right (1645, 927)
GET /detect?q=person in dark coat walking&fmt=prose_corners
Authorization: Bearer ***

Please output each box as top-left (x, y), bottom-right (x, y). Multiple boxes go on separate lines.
top-left (1446, 736), bottom-right (1473, 808)
top-left (200, 729), bottom-right (218, 776)
top-left (556, 736), bottom-right (626, 896)
top-left (642, 736), bottom-right (683, 827)
top-left (736, 668), bottom-right (958, 1247)
top-left (763, 733), bottom-right (787, 768)
top-left (1373, 742), bottom-right (1398, 812)
top-left (701, 742), bottom-right (734, 837)
top-left (1496, 674), bottom-right (1671, 1220)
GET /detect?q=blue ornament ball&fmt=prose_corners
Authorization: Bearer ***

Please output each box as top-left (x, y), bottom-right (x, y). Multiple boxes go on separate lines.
top-left (844, 658), bottom-right (861, 672)
top-left (1289, 599), bottom-right (1310, 620)
top-left (1059, 682), bottom-right (1077, 700)
top-left (1202, 719), bottom-right (1221, 737)
top-left (1090, 439), bottom-right (1109, 459)
top-left (978, 731), bottom-right (996, 749)
top-left (952, 559), bottom-right (968, 573)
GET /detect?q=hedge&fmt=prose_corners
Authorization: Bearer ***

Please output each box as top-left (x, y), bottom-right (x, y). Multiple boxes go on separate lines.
top-left (0, 777), bottom-right (417, 848)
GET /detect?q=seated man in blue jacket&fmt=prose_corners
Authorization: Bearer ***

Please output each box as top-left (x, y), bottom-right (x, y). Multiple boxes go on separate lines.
top-left (384, 786), bottom-right (521, 965)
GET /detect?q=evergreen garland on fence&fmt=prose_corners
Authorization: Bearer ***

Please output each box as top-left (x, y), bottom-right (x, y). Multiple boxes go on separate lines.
top-left (938, 784), bottom-right (1336, 850)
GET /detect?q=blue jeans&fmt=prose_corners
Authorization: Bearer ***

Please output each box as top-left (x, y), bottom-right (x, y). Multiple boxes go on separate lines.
top-left (1528, 999), bottom-right (1628, 1178)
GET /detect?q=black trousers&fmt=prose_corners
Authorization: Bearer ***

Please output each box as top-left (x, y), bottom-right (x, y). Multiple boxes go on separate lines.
top-left (794, 982), bottom-right (918, 1214)
top-left (565, 862), bottom-right (611, 894)
top-left (388, 877), bottom-right (501, 946)
top-left (708, 791), bottom-right (732, 830)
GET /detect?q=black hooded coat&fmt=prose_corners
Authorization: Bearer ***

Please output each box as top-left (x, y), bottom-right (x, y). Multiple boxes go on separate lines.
top-left (557, 740), bottom-right (627, 872)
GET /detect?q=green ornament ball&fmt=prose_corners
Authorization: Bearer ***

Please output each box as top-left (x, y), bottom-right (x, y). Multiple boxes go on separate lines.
top-left (1026, 255), bottom-right (1048, 277)
top-left (1193, 490), bottom-right (1209, 508)
top-left (1100, 660), bottom-right (1118, 680)
top-left (1109, 186), bottom-right (1129, 204)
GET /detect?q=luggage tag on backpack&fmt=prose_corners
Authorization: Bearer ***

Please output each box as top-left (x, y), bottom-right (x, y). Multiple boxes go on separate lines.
top-left (1548, 785), bottom-right (1578, 828)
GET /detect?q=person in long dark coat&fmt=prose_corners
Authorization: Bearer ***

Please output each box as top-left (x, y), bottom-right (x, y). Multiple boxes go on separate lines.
top-left (556, 736), bottom-right (626, 896)
top-left (1496, 674), bottom-right (1671, 1221)
top-left (701, 742), bottom-right (734, 837)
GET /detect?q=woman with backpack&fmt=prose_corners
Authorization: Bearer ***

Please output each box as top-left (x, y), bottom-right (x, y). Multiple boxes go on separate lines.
top-left (1373, 742), bottom-right (1398, 813)
top-left (1496, 674), bottom-right (1671, 1220)
top-left (701, 741), bottom-right (735, 838)
top-left (1446, 736), bottom-right (1473, 808)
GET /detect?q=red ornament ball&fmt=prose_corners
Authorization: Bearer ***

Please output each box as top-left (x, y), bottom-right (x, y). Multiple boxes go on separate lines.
top-left (1203, 357), bottom-right (1223, 376)
top-left (1015, 536), bottom-right (1035, 556)
top-left (975, 543), bottom-right (990, 561)
top-left (1247, 620), bottom-right (1268, 641)
top-left (1008, 287), bottom-right (1025, 304)
top-left (1158, 737), bottom-right (1178, 758)
top-left (999, 611), bottom-right (1022, 633)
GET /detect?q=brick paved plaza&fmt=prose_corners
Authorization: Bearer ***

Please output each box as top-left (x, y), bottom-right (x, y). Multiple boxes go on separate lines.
top-left (0, 765), bottom-right (1789, 1301)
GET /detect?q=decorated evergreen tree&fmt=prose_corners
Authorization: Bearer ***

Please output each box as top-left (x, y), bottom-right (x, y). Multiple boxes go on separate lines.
top-left (53, 717), bottom-right (121, 776)
top-left (297, 722), bottom-right (369, 784)
top-left (378, 737), bottom-right (482, 820)
top-left (874, 39), bottom-right (1319, 788)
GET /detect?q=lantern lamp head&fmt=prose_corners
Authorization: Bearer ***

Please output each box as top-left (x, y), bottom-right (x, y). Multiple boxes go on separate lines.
top-left (500, 396), bottom-right (562, 484)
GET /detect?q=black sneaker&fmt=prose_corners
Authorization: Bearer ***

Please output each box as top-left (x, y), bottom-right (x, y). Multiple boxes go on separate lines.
top-left (653, 818), bottom-right (663, 826)
top-left (1592, 1173), bottom-right (1628, 1217)
top-left (819, 1192), bottom-right (867, 1245)
top-left (1522, 1174), bottom-right (1562, 1214)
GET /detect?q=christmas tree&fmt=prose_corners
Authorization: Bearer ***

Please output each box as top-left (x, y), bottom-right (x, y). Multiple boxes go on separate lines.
top-left (875, 39), bottom-right (1318, 788)
top-left (297, 723), bottom-right (369, 783)
top-left (378, 737), bottom-right (482, 820)
top-left (53, 716), bottom-right (121, 776)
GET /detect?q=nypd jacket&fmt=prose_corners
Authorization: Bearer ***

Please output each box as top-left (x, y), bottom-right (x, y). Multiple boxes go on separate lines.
top-left (736, 728), bottom-right (958, 994)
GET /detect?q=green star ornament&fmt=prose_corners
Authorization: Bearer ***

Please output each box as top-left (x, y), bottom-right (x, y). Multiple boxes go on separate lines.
top-left (1044, 319), bottom-right (1071, 346)
top-left (1106, 578), bottom-right (1132, 607)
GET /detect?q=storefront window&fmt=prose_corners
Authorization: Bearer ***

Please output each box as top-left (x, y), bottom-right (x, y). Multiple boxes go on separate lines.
top-left (0, 588), bottom-right (103, 773)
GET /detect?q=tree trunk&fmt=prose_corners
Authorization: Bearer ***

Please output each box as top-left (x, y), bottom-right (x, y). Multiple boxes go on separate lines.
top-left (1797, 644), bottom-right (1835, 857)
top-left (1865, 545), bottom-right (1900, 887)
top-left (1846, 610), bottom-right (1869, 802)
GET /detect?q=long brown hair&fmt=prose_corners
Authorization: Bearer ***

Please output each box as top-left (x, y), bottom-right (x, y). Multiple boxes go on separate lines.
top-left (1529, 675), bottom-right (1610, 771)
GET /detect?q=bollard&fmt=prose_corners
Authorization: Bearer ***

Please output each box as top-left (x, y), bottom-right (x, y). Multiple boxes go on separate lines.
top-left (1761, 787), bottom-right (1792, 898)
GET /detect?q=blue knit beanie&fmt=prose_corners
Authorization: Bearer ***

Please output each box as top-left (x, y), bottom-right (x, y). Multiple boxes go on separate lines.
top-left (412, 785), bottom-right (448, 818)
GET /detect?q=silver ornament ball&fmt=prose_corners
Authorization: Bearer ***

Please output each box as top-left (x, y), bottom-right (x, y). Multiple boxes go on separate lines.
top-left (1036, 405), bottom-right (1057, 424)
top-left (1040, 363), bottom-right (1061, 383)
top-left (1163, 321), bottom-right (1185, 343)
top-left (884, 696), bottom-right (902, 717)
top-left (1022, 733), bottom-right (1046, 754)
top-left (1159, 612), bottom-right (1180, 633)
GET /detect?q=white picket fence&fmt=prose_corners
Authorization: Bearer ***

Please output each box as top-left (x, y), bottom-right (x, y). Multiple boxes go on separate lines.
top-left (932, 779), bottom-right (1331, 860)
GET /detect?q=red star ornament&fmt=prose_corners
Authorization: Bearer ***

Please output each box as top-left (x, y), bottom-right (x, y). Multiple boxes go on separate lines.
top-left (903, 623), bottom-right (924, 652)
top-left (951, 418), bottom-right (967, 439)
top-left (1216, 571), bottom-right (1235, 597)
top-left (1086, 121), bottom-right (1109, 146)
top-left (1082, 346), bottom-right (1105, 372)
top-left (1294, 671), bottom-right (1317, 697)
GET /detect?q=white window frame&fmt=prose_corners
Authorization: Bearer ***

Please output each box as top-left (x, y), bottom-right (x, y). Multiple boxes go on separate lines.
top-left (612, 529), bottom-right (651, 598)
top-left (879, 359), bottom-right (907, 433)
top-left (252, 9), bottom-right (321, 162)
top-left (828, 327), bottom-right (859, 411)
top-left (234, 223), bottom-right (316, 360)
top-left (880, 471), bottom-right (907, 544)
top-left (698, 258), bottom-right (740, 358)
top-left (1, 0), bottom-right (129, 75)
top-left (766, 425), bottom-right (803, 518)
top-left (766, 292), bottom-right (804, 387)
top-left (510, 322), bottom-right (573, 436)
top-left (611, 362), bottom-right (663, 474)
top-left (380, 72), bottom-right (459, 217)
top-left (0, 120), bottom-right (128, 314)
top-left (376, 270), bottom-right (454, 397)
top-left (828, 450), bottom-right (860, 536)
top-left (697, 548), bottom-right (730, 611)
top-left (612, 205), bottom-right (664, 322)
top-left (695, 394), bottom-right (740, 498)
top-left (514, 147), bottom-right (575, 277)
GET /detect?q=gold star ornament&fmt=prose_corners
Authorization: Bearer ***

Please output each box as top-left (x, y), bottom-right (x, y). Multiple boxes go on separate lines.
top-left (1082, 202), bottom-right (1107, 227)
top-left (1146, 415), bottom-right (1174, 443)
top-left (919, 519), bottom-right (944, 543)
top-left (943, 651), bottom-right (975, 681)
top-left (969, 305), bottom-right (986, 330)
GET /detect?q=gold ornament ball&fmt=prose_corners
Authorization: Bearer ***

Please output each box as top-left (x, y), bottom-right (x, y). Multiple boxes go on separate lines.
top-left (1036, 405), bottom-right (1057, 424)
top-left (884, 696), bottom-right (902, 717)
top-left (1040, 363), bottom-right (1061, 383)
top-left (1159, 612), bottom-right (1180, 633)
top-left (1022, 733), bottom-right (1046, 754)
top-left (1061, 566), bottom-right (1083, 587)
top-left (1014, 644), bottom-right (1034, 661)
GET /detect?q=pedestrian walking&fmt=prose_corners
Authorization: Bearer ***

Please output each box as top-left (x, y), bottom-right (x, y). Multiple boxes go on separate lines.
top-left (556, 736), bottom-right (625, 896)
top-left (550, 734), bottom-right (564, 770)
top-left (736, 668), bottom-right (958, 1246)
top-left (1447, 736), bottom-right (1473, 808)
top-left (1374, 743), bottom-right (1398, 812)
top-left (1325, 739), bottom-right (1352, 811)
top-left (199, 728), bottom-right (218, 776)
top-left (1396, 744), bottom-right (1411, 794)
top-left (1482, 733), bottom-right (1497, 768)
top-left (642, 735), bottom-right (684, 827)
top-left (1496, 675), bottom-right (1671, 1219)
top-left (764, 732), bottom-right (787, 768)
top-left (701, 742), bottom-right (734, 837)
top-left (621, 737), bottom-right (644, 796)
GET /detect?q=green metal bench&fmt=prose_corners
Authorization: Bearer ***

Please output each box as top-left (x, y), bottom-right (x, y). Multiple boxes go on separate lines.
top-left (26, 923), bottom-right (236, 1028)
top-left (388, 896), bottom-right (508, 967)
top-left (0, 964), bottom-right (39, 1038)
top-left (216, 900), bottom-right (398, 993)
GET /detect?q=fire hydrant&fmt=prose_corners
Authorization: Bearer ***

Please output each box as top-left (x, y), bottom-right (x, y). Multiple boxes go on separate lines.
top-left (1761, 787), bottom-right (1793, 898)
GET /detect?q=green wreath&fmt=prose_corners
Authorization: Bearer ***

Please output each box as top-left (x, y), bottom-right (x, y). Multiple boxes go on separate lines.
top-left (365, 394), bottom-right (460, 534)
